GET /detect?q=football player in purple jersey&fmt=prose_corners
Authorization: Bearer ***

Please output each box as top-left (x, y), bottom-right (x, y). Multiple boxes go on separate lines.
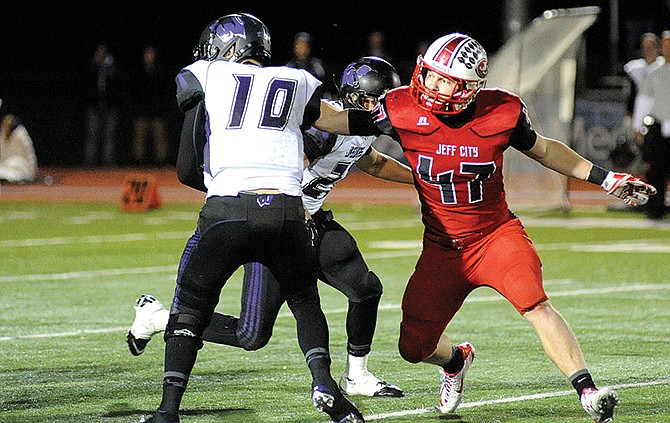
top-left (136, 13), bottom-right (364, 423)
top-left (129, 57), bottom-right (413, 403)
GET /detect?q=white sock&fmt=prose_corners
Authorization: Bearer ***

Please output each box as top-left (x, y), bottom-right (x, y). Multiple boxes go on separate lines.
top-left (346, 354), bottom-right (370, 379)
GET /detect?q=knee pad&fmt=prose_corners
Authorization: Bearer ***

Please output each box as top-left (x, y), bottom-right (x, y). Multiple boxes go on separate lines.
top-left (398, 317), bottom-right (441, 363)
top-left (165, 313), bottom-right (204, 341)
top-left (348, 271), bottom-right (383, 303)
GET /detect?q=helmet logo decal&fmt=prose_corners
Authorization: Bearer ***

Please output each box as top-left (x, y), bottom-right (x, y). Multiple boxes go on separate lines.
top-left (342, 64), bottom-right (374, 89)
top-left (476, 59), bottom-right (488, 78)
top-left (456, 40), bottom-right (486, 72)
top-left (215, 19), bottom-right (246, 43)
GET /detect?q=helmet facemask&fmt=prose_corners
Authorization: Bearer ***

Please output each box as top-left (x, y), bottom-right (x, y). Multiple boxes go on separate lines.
top-left (411, 58), bottom-right (486, 115)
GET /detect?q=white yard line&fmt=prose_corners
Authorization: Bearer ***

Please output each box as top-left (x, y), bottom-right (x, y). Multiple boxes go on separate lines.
top-left (358, 379), bottom-right (670, 421)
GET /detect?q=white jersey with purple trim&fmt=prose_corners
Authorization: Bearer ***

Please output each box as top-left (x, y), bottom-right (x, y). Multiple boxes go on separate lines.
top-left (182, 59), bottom-right (322, 197)
top-left (301, 100), bottom-right (377, 215)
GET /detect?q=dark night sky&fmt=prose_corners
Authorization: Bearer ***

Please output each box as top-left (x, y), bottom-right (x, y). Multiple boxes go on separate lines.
top-left (1, 1), bottom-right (508, 82)
top-left (2, 1), bottom-right (668, 79)
top-left (1, 1), bottom-right (668, 166)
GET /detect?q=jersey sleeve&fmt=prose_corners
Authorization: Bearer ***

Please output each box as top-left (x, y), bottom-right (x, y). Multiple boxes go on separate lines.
top-left (301, 69), bottom-right (324, 127)
top-left (303, 127), bottom-right (338, 162)
top-left (509, 100), bottom-right (537, 151)
top-left (176, 99), bottom-right (207, 192)
top-left (175, 63), bottom-right (205, 111)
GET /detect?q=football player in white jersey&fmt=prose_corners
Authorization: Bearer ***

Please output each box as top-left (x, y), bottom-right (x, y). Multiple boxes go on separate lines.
top-left (129, 57), bottom-right (413, 407)
top-left (136, 13), bottom-right (364, 423)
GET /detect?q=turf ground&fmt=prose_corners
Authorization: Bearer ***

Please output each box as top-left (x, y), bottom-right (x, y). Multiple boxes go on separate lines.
top-left (1, 201), bottom-right (669, 422)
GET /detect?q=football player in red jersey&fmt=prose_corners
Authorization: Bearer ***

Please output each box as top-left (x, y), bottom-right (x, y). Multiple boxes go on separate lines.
top-left (314, 33), bottom-right (656, 423)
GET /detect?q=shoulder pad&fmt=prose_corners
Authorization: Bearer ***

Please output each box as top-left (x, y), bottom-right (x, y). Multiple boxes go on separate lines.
top-left (469, 89), bottom-right (522, 137)
top-left (384, 88), bottom-right (440, 135)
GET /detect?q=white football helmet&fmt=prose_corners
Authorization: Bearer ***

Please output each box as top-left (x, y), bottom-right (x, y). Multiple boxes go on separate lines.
top-left (410, 33), bottom-right (488, 115)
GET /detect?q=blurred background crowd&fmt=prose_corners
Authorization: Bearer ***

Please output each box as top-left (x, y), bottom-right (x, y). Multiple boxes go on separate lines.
top-left (0, 0), bottom-right (668, 171)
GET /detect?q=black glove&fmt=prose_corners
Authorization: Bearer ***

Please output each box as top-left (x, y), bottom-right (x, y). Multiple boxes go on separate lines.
top-left (305, 218), bottom-right (320, 250)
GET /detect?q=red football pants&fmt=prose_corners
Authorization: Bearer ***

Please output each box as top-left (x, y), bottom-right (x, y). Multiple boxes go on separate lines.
top-left (398, 218), bottom-right (547, 363)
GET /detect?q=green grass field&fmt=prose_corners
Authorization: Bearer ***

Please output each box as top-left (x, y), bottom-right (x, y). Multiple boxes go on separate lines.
top-left (1, 202), bottom-right (669, 422)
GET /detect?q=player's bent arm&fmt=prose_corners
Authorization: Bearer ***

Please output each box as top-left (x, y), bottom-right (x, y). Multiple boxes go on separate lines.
top-left (314, 100), bottom-right (351, 134)
top-left (176, 101), bottom-right (207, 192)
top-left (522, 133), bottom-right (592, 181)
top-left (356, 147), bottom-right (414, 184)
top-left (313, 100), bottom-right (379, 136)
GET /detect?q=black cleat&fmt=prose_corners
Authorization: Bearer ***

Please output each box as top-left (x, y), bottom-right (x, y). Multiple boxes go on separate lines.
top-left (126, 331), bottom-right (150, 356)
top-left (312, 384), bottom-right (365, 422)
top-left (138, 410), bottom-right (179, 422)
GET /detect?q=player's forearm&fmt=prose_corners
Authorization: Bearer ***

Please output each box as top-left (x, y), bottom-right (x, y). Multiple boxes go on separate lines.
top-left (313, 100), bottom-right (350, 134)
top-left (528, 135), bottom-right (592, 181)
top-left (359, 152), bottom-right (413, 184)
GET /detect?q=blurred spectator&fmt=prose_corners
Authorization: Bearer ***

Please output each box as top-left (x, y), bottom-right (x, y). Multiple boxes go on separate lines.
top-left (623, 32), bottom-right (663, 118)
top-left (129, 45), bottom-right (173, 166)
top-left (365, 31), bottom-right (409, 81)
top-left (0, 113), bottom-right (38, 183)
top-left (633, 30), bottom-right (670, 220)
top-left (286, 32), bottom-right (332, 97)
top-left (366, 31), bottom-right (394, 62)
top-left (83, 42), bottom-right (122, 167)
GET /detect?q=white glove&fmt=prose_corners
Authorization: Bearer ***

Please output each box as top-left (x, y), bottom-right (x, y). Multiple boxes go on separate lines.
top-left (602, 171), bottom-right (657, 206)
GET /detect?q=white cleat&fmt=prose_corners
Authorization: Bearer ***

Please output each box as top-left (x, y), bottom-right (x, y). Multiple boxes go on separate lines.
top-left (126, 294), bottom-right (169, 356)
top-left (339, 370), bottom-right (404, 397)
top-left (581, 386), bottom-right (619, 422)
top-left (438, 341), bottom-right (475, 413)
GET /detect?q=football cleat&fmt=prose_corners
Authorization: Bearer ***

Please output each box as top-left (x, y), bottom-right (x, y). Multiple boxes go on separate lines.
top-left (438, 341), bottom-right (475, 413)
top-left (339, 370), bottom-right (404, 397)
top-left (580, 386), bottom-right (619, 423)
top-left (127, 294), bottom-right (169, 356)
top-left (312, 384), bottom-right (365, 422)
top-left (138, 409), bottom-right (179, 422)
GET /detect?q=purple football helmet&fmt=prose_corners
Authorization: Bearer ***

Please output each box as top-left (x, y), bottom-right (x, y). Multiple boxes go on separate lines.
top-left (193, 13), bottom-right (271, 65)
top-left (339, 56), bottom-right (401, 110)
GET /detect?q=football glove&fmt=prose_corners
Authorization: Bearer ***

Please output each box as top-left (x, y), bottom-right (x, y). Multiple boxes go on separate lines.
top-left (305, 218), bottom-right (320, 250)
top-left (601, 171), bottom-right (657, 206)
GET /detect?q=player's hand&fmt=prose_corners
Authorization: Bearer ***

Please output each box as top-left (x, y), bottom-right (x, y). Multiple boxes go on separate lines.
top-left (305, 218), bottom-right (320, 250)
top-left (601, 171), bottom-right (657, 206)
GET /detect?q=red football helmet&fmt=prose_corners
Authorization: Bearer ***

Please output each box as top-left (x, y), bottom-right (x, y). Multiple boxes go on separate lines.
top-left (410, 33), bottom-right (488, 115)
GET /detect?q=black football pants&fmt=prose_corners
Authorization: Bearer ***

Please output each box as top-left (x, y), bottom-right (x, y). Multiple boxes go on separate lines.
top-left (201, 208), bottom-right (384, 357)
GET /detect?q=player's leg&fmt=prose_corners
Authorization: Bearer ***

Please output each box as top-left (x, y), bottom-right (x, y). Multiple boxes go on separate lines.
top-left (202, 262), bottom-right (283, 350)
top-left (524, 302), bottom-right (619, 421)
top-left (151, 197), bottom-right (251, 420)
top-left (482, 219), bottom-right (619, 422)
top-left (265, 199), bottom-right (363, 422)
top-left (398, 236), bottom-right (475, 413)
top-left (316, 213), bottom-right (403, 397)
top-left (127, 228), bottom-right (282, 354)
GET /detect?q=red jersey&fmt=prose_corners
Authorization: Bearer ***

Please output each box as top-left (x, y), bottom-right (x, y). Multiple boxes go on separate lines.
top-left (381, 87), bottom-right (532, 239)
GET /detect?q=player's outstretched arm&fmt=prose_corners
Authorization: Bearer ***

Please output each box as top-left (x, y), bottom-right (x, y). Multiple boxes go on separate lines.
top-left (356, 146), bottom-right (413, 184)
top-left (313, 100), bottom-right (351, 135)
top-left (524, 133), bottom-right (656, 206)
